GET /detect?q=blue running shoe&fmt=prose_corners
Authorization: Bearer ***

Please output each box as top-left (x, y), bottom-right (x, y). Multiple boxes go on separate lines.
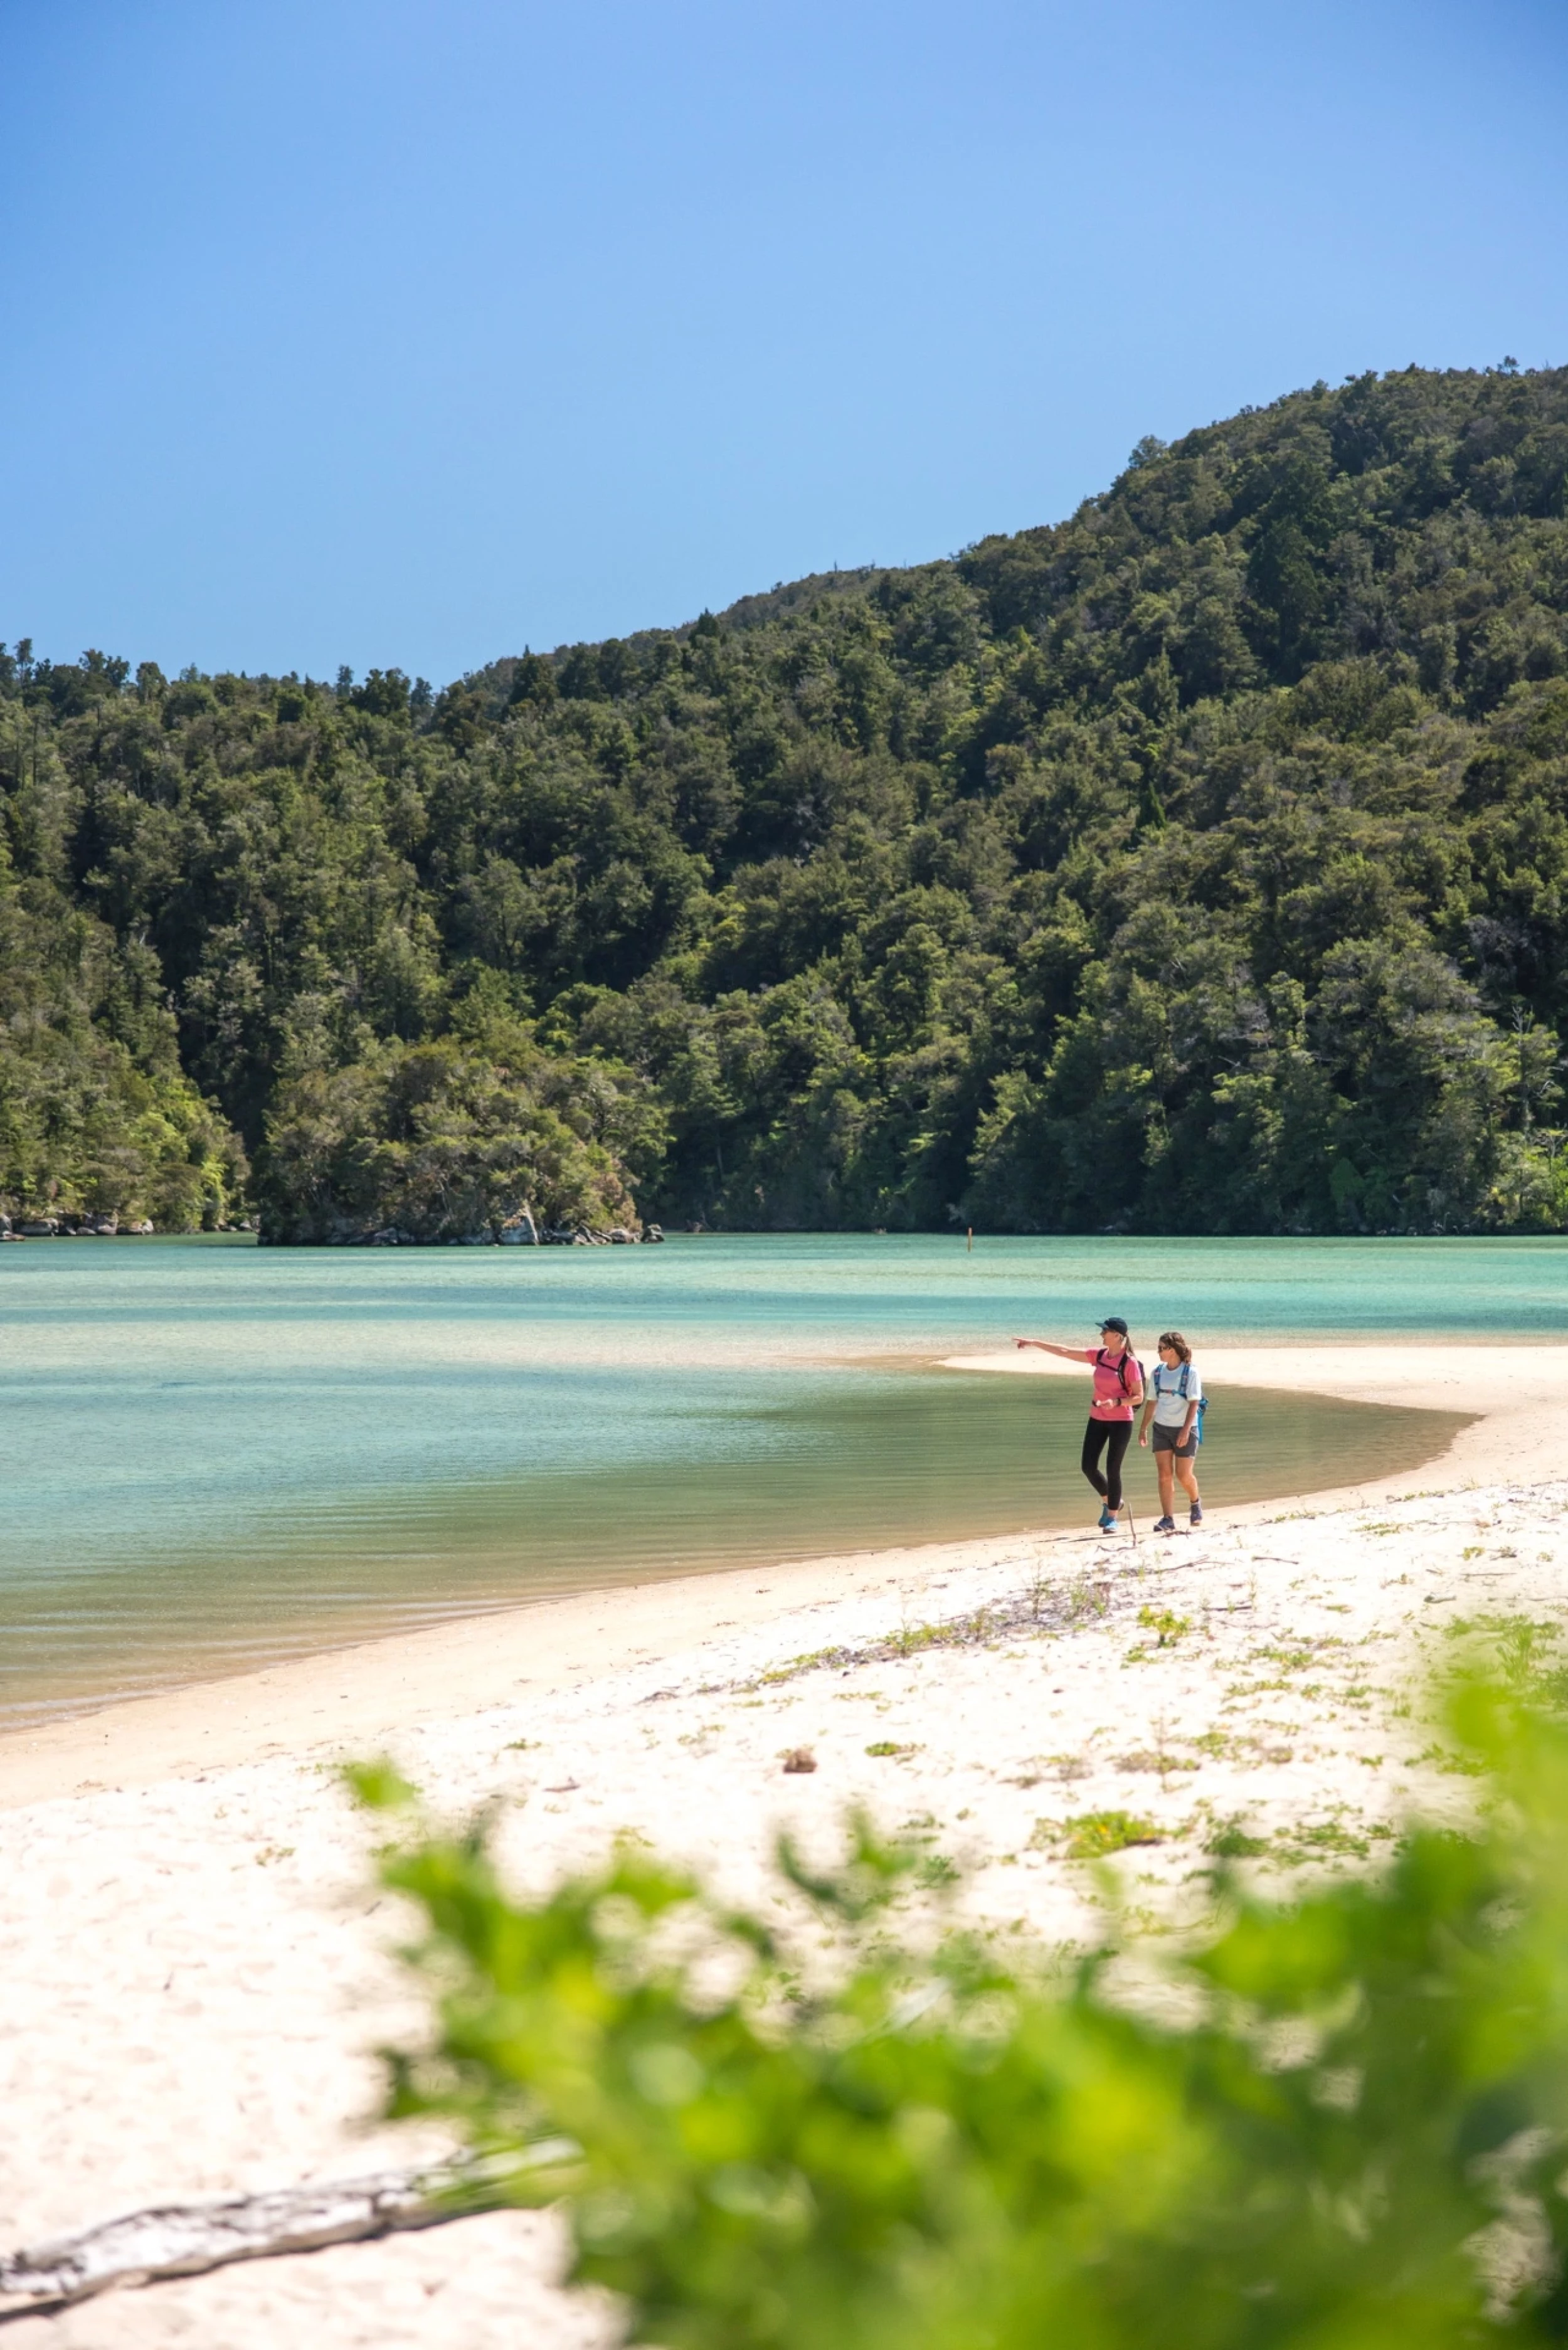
top-left (1098, 1505), bottom-right (1115, 1532)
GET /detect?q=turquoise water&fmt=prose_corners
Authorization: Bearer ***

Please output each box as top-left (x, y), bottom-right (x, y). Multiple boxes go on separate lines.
top-left (2, 1230), bottom-right (1548, 1725)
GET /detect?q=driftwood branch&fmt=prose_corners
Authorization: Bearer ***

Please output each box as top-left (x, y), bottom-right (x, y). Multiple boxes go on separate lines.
top-left (0, 2160), bottom-right (508, 2321)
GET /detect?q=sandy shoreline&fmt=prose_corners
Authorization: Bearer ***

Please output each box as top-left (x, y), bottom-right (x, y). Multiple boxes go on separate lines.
top-left (0, 1342), bottom-right (1515, 1810)
top-left (3, 1342), bottom-right (1567, 2346)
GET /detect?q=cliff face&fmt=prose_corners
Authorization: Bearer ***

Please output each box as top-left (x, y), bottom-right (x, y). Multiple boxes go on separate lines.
top-left (4, 362), bottom-right (1568, 1235)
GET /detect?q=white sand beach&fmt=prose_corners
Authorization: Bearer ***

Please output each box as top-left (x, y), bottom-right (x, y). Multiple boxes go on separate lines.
top-left (3, 1343), bottom-right (1567, 2346)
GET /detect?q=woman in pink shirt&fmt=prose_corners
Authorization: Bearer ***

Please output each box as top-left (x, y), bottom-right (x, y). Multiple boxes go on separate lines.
top-left (1014, 1316), bottom-right (1145, 1533)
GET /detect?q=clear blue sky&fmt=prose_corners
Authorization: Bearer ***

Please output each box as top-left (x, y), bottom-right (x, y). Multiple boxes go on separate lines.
top-left (3, 0), bottom-right (1565, 686)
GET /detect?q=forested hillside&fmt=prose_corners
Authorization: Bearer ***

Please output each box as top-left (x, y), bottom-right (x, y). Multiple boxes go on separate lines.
top-left (4, 362), bottom-right (1568, 1238)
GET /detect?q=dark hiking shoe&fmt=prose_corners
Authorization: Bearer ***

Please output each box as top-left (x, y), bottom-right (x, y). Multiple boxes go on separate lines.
top-left (1189, 1503), bottom-right (1204, 1525)
top-left (1153, 1515), bottom-right (1177, 1534)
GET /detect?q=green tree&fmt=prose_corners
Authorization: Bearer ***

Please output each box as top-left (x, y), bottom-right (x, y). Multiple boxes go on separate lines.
top-left (6, 365), bottom-right (1568, 1236)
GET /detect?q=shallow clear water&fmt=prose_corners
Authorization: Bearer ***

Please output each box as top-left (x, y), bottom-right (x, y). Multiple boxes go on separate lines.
top-left (3, 1229), bottom-right (1546, 1725)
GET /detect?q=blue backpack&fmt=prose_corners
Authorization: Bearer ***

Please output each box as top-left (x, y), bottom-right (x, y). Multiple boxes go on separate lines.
top-left (1172, 1360), bottom-right (1208, 1446)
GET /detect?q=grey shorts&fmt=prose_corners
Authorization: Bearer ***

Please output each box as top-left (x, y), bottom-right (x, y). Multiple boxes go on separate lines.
top-left (1151, 1422), bottom-right (1197, 1458)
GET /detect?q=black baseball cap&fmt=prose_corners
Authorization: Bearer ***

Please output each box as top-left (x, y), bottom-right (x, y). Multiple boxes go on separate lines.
top-left (1099, 1316), bottom-right (1129, 1336)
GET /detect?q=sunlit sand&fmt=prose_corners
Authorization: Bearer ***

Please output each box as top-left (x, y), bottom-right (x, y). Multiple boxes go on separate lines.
top-left (4, 1343), bottom-right (1565, 2341)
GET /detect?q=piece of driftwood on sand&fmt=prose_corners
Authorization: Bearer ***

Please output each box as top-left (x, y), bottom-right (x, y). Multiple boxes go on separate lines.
top-left (0, 2161), bottom-right (506, 2321)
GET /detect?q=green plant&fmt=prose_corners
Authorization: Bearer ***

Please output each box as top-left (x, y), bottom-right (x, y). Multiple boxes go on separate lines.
top-left (1059, 1809), bottom-right (1165, 1858)
top-left (1137, 1606), bottom-right (1190, 1647)
top-left (1275, 1818), bottom-right (1372, 1864)
top-left (354, 1691), bottom-right (1568, 2331)
top-left (356, 1679), bottom-right (1568, 2350)
top-left (1204, 1819), bottom-right (1271, 1858)
top-left (354, 1682), bottom-right (1568, 2341)
top-left (362, 1673), bottom-right (1568, 2350)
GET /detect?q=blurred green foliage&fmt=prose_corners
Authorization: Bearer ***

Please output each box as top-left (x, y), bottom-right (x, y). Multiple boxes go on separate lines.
top-left (359, 1678), bottom-right (1568, 2347)
top-left (6, 362), bottom-right (1568, 1231)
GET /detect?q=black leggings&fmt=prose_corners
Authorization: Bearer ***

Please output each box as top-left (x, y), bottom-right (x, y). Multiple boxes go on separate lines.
top-left (1081, 1419), bottom-right (1133, 1511)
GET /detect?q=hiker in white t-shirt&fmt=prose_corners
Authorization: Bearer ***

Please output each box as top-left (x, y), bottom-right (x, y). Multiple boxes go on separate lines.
top-left (1138, 1330), bottom-right (1204, 1533)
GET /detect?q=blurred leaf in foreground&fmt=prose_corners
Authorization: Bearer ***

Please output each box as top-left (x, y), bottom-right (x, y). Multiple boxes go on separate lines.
top-left (354, 1684), bottom-right (1568, 2348)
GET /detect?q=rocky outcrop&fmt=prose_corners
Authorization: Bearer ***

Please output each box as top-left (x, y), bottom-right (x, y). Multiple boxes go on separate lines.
top-left (262, 1210), bottom-right (657, 1248)
top-left (534, 1223), bottom-right (646, 1245)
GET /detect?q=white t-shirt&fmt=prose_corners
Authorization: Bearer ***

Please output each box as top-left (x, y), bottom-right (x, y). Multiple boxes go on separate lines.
top-left (1150, 1360), bottom-right (1201, 1427)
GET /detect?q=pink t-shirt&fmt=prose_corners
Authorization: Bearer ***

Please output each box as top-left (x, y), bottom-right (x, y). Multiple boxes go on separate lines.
top-left (1083, 1346), bottom-right (1142, 1421)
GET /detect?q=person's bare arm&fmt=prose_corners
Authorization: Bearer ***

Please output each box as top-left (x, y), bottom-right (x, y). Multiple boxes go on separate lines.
top-left (1138, 1396), bottom-right (1155, 1445)
top-left (1014, 1340), bottom-right (1091, 1360)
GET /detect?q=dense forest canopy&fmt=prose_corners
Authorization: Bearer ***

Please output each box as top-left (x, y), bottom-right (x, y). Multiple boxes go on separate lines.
top-left (4, 361), bottom-right (1568, 1239)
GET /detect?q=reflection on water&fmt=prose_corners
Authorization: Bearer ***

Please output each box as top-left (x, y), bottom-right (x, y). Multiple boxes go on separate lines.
top-left (0, 1231), bottom-right (1516, 1724)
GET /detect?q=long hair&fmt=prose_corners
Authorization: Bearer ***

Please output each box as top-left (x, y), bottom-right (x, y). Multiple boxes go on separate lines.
top-left (1158, 1330), bottom-right (1192, 1363)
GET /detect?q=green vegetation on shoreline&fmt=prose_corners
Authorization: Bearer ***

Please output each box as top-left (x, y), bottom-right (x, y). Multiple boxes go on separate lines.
top-left (356, 1669), bottom-right (1568, 2350)
top-left (4, 363), bottom-right (1567, 1236)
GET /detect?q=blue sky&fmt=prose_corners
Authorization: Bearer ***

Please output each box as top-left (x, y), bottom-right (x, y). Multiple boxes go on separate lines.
top-left (2, 0), bottom-right (1565, 684)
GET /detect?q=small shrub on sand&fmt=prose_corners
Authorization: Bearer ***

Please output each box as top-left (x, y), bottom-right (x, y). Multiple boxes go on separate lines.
top-left (1205, 1818), bottom-right (1271, 1858)
top-left (353, 1679), bottom-right (1568, 2350)
top-left (1055, 1808), bottom-right (1165, 1858)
